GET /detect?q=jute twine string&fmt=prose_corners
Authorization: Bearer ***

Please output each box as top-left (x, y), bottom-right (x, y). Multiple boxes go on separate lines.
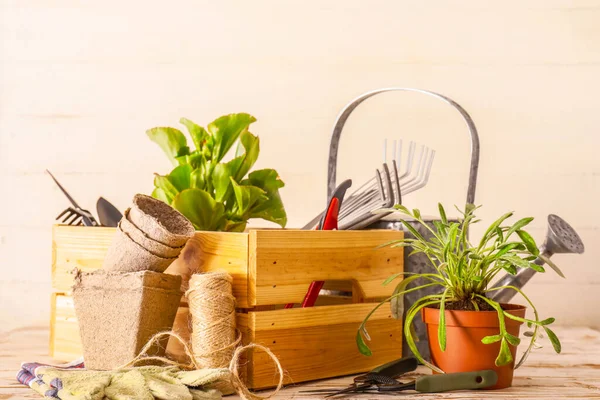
top-left (119, 271), bottom-right (284, 400)
top-left (186, 272), bottom-right (238, 368)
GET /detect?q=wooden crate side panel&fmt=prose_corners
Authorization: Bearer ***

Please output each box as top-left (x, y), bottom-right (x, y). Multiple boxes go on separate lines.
top-left (248, 303), bottom-right (402, 389)
top-left (51, 294), bottom-right (83, 361)
top-left (250, 230), bottom-right (404, 306)
top-left (166, 231), bottom-right (250, 308)
top-left (52, 225), bottom-right (114, 292)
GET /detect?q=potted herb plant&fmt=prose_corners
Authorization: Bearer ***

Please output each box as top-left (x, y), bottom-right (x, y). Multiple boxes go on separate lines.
top-left (146, 113), bottom-right (286, 232)
top-left (357, 204), bottom-right (562, 389)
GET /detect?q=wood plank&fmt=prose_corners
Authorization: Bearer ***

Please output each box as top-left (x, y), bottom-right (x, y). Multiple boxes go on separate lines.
top-left (250, 230), bottom-right (404, 306)
top-left (244, 303), bottom-right (401, 389)
top-left (51, 225), bottom-right (114, 293)
top-left (1, 326), bottom-right (599, 399)
top-left (165, 231), bottom-right (250, 308)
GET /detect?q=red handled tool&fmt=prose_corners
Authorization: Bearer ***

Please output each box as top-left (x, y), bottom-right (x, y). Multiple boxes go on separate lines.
top-left (284, 179), bottom-right (351, 309)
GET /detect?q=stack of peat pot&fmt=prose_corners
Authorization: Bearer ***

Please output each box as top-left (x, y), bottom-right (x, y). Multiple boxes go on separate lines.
top-left (73, 194), bottom-right (195, 370)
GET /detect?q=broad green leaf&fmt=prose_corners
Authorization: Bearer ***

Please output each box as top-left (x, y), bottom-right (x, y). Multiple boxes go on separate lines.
top-left (505, 217), bottom-right (534, 239)
top-left (207, 113), bottom-right (257, 162)
top-left (495, 338), bottom-right (513, 366)
top-left (167, 164), bottom-right (192, 192)
top-left (541, 317), bottom-right (555, 325)
top-left (180, 118), bottom-right (208, 152)
top-left (224, 220), bottom-right (247, 232)
top-left (190, 168), bottom-right (205, 189)
top-left (229, 131), bottom-right (260, 181)
top-left (151, 187), bottom-right (170, 204)
top-left (172, 188), bottom-right (225, 231)
top-left (153, 174), bottom-right (179, 203)
top-left (539, 254), bottom-right (566, 278)
top-left (242, 169), bottom-right (287, 227)
top-left (146, 127), bottom-right (189, 166)
top-left (543, 327), bottom-right (562, 353)
top-left (516, 230), bottom-right (539, 256)
top-left (481, 334), bottom-right (502, 344)
top-left (438, 203), bottom-right (448, 224)
top-left (356, 331), bottom-right (372, 356)
top-left (212, 163), bottom-right (232, 202)
top-left (231, 179), bottom-right (268, 217)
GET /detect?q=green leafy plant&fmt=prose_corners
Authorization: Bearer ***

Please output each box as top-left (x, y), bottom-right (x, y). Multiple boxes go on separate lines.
top-left (147, 113), bottom-right (287, 232)
top-left (357, 204), bottom-right (562, 372)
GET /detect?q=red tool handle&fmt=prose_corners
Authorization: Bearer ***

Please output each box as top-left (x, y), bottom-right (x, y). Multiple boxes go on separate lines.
top-left (285, 198), bottom-right (339, 309)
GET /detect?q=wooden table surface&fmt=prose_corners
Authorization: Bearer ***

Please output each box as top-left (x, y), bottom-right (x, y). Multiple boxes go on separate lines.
top-left (1, 325), bottom-right (599, 399)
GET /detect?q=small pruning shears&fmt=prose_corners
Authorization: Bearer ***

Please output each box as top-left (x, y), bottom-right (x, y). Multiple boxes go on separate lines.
top-left (302, 356), bottom-right (498, 397)
top-left (284, 179), bottom-right (352, 309)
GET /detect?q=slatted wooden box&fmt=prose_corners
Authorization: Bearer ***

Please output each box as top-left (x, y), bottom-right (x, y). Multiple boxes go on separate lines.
top-left (51, 225), bottom-right (404, 389)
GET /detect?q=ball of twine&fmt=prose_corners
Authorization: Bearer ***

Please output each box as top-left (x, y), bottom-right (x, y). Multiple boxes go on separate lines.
top-left (186, 272), bottom-right (239, 369)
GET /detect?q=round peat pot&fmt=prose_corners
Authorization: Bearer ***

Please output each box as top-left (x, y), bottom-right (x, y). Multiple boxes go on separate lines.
top-left (422, 304), bottom-right (526, 389)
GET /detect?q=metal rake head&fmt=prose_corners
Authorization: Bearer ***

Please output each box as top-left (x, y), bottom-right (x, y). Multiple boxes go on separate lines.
top-left (56, 207), bottom-right (98, 226)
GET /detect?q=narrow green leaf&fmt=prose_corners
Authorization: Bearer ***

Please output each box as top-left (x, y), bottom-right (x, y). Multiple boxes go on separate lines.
top-left (539, 254), bottom-right (566, 278)
top-left (502, 254), bottom-right (531, 270)
top-left (541, 317), bottom-right (555, 326)
top-left (495, 339), bottom-right (514, 366)
top-left (413, 208), bottom-right (422, 220)
top-left (516, 230), bottom-right (540, 256)
top-left (481, 334), bottom-right (502, 344)
top-left (505, 332), bottom-right (521, 346)
top-left (479, 212), bottom-right (514, 248)
top-left (505, 217), bottom-right (534, 239)
top-left (389, 275), bottom-right (421, 319)
top-left (438, 289), bottom-right (448, 351)
top-left (543, 327), bottom-right (562, 353)
top-left (528, 262), bottom-right (546, 273)
top-left (438, 203), bottom-right (448, 224)
top-left (356, 331), bottom-right (372, 356)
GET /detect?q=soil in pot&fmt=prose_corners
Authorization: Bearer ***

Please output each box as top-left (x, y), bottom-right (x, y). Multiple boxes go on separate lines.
top-left (422, 303), bottom-right (526, 390)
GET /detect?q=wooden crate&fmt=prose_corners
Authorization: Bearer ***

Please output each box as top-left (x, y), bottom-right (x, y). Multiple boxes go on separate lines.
top-left (51, 225), bottom-right (405, 389)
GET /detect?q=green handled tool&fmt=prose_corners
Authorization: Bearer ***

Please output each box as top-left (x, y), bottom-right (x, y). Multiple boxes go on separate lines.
top-left (377, 369), bottom-right (498, 393)
top-left (302, 357), bottom-right (497, 397)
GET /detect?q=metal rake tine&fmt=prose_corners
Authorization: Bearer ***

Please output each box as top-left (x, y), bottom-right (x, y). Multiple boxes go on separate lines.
top-left (400, 144), bottom-right (425, 187)
top-left (404, 147), bottom-right (432, 192)
top-left (404, 149), bottom-right (436, 195)
top-left (398, 141), bottom-right (416, 180)
top-left (392, 160), bottom-right (401, 205)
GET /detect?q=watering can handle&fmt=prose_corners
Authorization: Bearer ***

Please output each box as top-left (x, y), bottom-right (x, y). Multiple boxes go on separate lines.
top-left (327, 87), bottom-right (480, 207)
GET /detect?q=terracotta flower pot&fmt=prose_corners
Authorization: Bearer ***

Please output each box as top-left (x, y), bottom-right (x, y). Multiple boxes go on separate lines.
top-left (422, 304), bottom-right (526, 389)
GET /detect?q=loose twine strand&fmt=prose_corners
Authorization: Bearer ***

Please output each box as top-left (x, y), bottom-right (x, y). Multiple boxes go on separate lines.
top-left (119, 271), bottom-right (284, 400)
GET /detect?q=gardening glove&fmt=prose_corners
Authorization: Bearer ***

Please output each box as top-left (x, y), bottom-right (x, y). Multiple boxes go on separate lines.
top-left (31, 366), bottom-right (225, 400)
